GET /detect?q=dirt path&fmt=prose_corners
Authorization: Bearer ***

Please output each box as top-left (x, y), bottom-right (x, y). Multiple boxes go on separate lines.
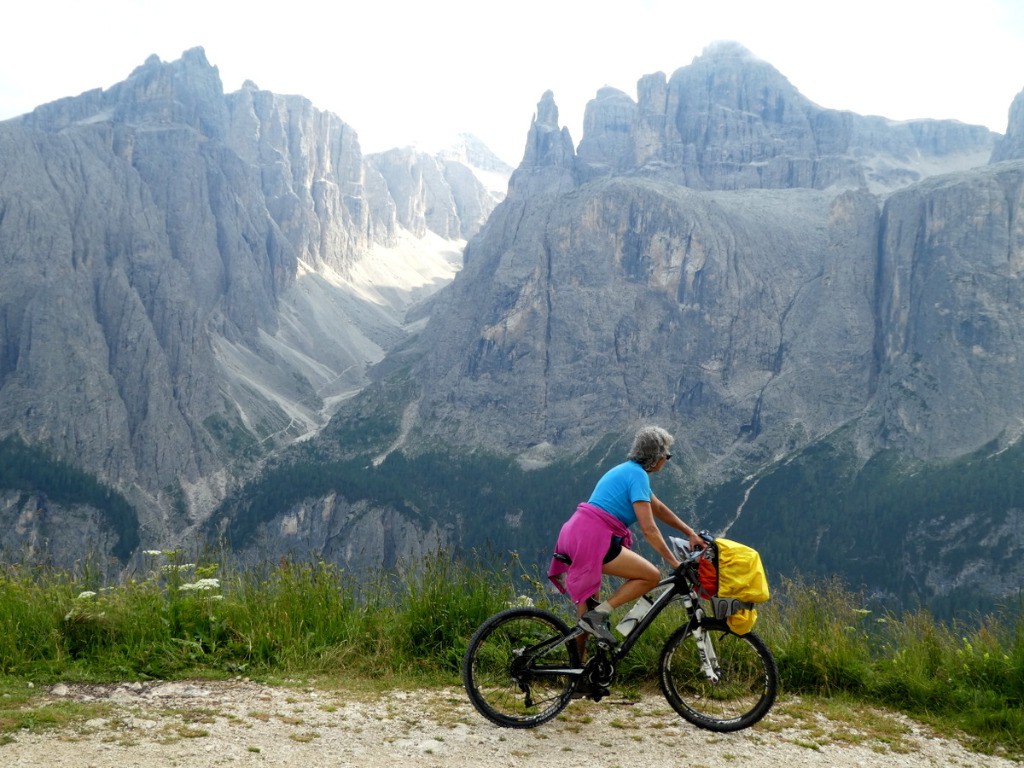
top-left (4, 680), bottom-right (1016, 768)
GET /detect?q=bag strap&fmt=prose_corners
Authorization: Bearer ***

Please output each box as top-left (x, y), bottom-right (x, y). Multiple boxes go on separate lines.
top-left (711, 597), bottom-right (755, 619)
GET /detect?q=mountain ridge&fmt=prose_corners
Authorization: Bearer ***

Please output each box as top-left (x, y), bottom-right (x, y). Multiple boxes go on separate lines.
top-left (0, 47), bottom-right (508, 563)
top-left (2, 43), bottom-right (1023, 613)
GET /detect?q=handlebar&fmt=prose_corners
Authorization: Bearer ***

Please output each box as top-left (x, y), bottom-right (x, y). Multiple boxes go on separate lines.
top-left (669, 535), bottom-right (712, 574)
top-left (682, 547), bottom-right (706, 565)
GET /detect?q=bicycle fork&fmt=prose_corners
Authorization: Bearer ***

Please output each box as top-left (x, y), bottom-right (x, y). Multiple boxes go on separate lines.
top-left (680, 595), bottom-right (722, 683)
top-left (691, 624), bottom-right (722, 683)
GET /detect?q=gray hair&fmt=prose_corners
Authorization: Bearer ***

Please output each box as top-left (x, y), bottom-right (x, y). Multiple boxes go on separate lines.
top-left (627, 426), bottom-right (675, 470)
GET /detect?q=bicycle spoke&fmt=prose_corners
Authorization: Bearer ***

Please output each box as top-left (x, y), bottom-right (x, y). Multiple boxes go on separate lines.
top-left (463, 608), bottom-right (580, 728)
top-left (659, 624), bottom-right (778, 731)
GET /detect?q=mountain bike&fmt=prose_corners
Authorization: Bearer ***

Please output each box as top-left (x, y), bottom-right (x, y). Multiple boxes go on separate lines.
top-left (462, 538), bottom-right (778, 731)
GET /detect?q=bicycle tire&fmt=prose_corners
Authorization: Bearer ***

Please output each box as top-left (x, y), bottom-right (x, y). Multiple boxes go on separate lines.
top-left (658, 620), bottom-right (778, 731)
top-left (462, 607), bottom-right (580, 728)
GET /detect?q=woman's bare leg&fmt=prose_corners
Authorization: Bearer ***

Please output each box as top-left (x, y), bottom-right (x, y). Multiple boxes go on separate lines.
top-left (601, 548), bottom-right (660, 609)
top-left (575, 601), bottom-right (589, 658)
top-left (576, 550), bottom-right (660, 650)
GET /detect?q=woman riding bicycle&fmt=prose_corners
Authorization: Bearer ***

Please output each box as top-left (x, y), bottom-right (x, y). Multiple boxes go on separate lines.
top-left (548, 425), bottom-right (706, 645)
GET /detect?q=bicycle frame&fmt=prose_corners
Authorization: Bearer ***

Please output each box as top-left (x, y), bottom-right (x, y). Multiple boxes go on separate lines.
top-left (605, 569), bottom-right (694, 660)
top-left (524, 565), bottom-right (719, 689)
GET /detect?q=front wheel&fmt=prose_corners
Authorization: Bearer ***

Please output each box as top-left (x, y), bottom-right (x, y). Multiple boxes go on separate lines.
top-left (462, 607), bottom-right (581, 728)
top-left (659, 620), bottom-right (778, 731)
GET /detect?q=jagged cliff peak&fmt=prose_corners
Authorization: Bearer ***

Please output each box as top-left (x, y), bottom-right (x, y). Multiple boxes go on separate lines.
top-left (577, 86), bottom-right (637, 171)
top-left (671, 40), bottom-right (805, 114)
top-left (519, 90), bottom-right (575, 169)
top-left (992, 88), bottom-right (1024, 162)
top-left (129, 46), bottom-right (216, 77)
top-left (562, 40), bottom-right (997, 193)
top-left (524, 93), bottom-right (573, 165)
top-left (682, 40), bottom-right (797, 89)
top-left (508, 91), bottom-right (577, 197)
top-left (438, 133), bottom-right (513, 176)
top-left (695, 40), bottom-right (760, 60)
top-left (16, 46), bottom-right (226, 137)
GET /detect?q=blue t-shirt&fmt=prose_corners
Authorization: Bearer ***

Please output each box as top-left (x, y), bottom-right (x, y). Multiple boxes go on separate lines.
top-left (588, 460), bottom-right (652, 527)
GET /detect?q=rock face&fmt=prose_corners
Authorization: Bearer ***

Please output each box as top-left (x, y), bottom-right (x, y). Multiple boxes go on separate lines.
top-left (874, 162), bottom-right (1024, 457)
top-left (577, 42), bottom-right (995, 193)
top-left (0, 48), bottom-right (505, 563)
top-left (366, 148), bottom-right (494, 240)
top-left (417, 178), bottom-right (880, 460)
top-left (0, 491), bottom-right (123, 566)
top-left (992, 88), bottom-right (1024, 162)
top-left (229, 495), bottom-right (451, 576)
top-left (405, 44), bottom-right (1011, 472)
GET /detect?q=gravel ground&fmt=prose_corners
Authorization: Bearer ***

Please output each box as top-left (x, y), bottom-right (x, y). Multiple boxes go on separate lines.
top-left (3, 680), bottom-right (1018, 768)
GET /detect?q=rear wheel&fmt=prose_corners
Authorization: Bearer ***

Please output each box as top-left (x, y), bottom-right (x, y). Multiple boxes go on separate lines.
top-left (462, 607), bottom-right (580, 728)
top-left (659, 620), bottom-right (778, 731)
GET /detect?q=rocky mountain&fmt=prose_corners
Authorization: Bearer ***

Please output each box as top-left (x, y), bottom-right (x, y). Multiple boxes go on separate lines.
top-left (576, 42), bottom-right (994, 193)
top-left (3, 42), bottom-right (1022, 613)
top-left (0, 48), bottom-right (507, 564)
top-left (212, 43), bottom-right (1024, 612)
top-left (403, 42), bottom-right (1006, 465)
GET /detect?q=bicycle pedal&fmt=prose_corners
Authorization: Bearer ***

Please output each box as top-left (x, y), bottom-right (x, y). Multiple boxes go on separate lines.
top-left (571, 683), bottom-right (609, 701)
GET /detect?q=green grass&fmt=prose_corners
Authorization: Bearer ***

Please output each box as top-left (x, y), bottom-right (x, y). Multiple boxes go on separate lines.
top-left (755, 576), bottom-right (1024, 759)
top-left (0, 552), bottom-right (1021, 758)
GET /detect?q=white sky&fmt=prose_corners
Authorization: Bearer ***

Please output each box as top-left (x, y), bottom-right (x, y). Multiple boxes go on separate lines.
top-left (1, 0), bottom-right (1022, 166)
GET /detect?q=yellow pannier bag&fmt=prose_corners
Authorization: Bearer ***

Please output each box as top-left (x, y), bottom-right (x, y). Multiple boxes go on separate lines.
top-left (715, 537), bottom-right (770, 604)
top-left (711, 538), bottom-right (770, 635)
top-left (726, 608), bottom-right (757, 636)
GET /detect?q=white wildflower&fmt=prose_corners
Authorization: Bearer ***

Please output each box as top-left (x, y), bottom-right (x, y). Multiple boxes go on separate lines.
top-left (76, 591), bottom-right (97, 600)
top-left (508, 595), bottom-right (534, 608)
top-left (143, 550), bottom-right (163, 556)
top-left (179, 578), bottom-right (220, 592)
top-left (162, 563), bottom-right (196, 573)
